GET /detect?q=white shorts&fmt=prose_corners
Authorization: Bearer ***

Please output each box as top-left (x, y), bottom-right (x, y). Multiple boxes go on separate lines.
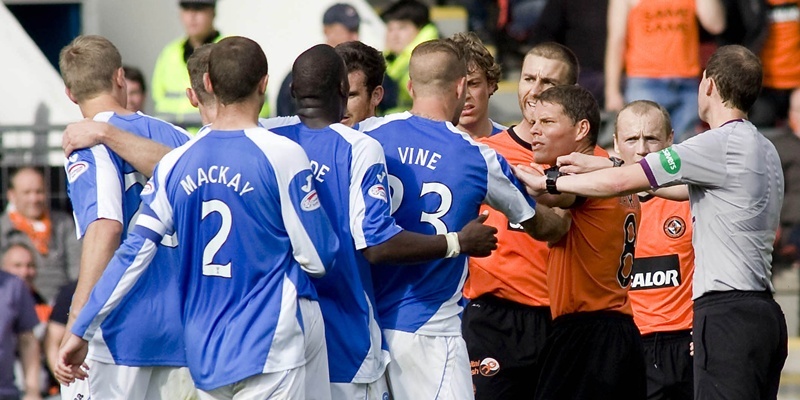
top-left (196, 368), bottom-right (305, 400)
top-left (383, 330), bottom-right (473, 400)
top-left (301, 298), bottom-right (331, 400)
top-left (61, 360), bottom-right (197, 400)
top-left (331, 373), bottom-right (391, 400)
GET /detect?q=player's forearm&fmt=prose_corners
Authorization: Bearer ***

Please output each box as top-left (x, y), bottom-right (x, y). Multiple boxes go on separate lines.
top-left (45, 323), bottom-right (66, 375)
top-left (651, 185), bottom-right (690, 201)
top-left (67, 219), bottom-right (123, 331)
top-left (362, 230), bottom-right (447, 264)
top-left (522, 205), bottom-right (570, 243)
top-left (100, 127), bottom-right (170, 178)
top-left (18, 331), bottom-right (42, 395)
top-left (556, 164), bottom-right (651, 198)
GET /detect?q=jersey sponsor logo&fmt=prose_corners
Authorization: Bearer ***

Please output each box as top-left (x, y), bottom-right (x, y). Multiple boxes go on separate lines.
top-left (368, 184), bottom-right (388, 202)
top-left (141, 181), bottom-right (155, 195)
top-left (68, 153), bottom-right (79, 162)
top-left (768, 3), bottom-right (799, 23)
top-left (630, 254), bottom-right (681, 290)
top-left (659, 148), bottom-right (681, 175)
top-left (301, 190), bottom-right (321, 211)
top-left (67, 161), bottom-right (89, 183)
top-left (663, 216), bottom-right (686, 238)
top-left (479, 358), bottom-right (500, 377)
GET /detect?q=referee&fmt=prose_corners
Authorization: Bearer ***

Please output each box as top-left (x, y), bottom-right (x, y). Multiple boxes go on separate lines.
top-left (516, 44), bottom-right (788, 399)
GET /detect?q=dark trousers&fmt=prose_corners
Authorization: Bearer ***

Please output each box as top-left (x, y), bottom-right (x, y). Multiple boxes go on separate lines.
top-left (642, 329), bottom-right (693, 400)
top-left (462, 295), bottom-right (551, 400)
top-left (693, 290), bottom-right (788, 400)
top-left (534, 311), bottom-right (647, 400)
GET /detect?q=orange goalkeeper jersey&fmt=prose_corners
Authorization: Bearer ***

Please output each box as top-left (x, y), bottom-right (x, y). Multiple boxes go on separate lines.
top-left (463, 127), bottom-right (550, 306)
top-left (629, 195), bottom-right (694, 335)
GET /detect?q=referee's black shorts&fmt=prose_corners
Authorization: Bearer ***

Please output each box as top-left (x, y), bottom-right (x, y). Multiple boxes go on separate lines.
top-left (534, 310), bottom-right (647, 400)
top-left (641, 329), bottom-right (693, 400)
top-left (461, 295), bottom-right (551, 400)
top-left (693, 290), bottom-right (788, 400)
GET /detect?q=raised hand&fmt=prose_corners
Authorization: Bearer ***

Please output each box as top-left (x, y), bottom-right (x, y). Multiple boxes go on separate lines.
top-left (513, 164), bottom-right (548, 197)
top-left (458, 211), bottom-right (498, 257)
top-left (63, 119), bottom-right (112, 156)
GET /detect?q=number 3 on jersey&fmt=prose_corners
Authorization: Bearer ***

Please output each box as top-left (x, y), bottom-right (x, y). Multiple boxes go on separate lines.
top-left (202, 199), bottom-right (232, 278)
top-left (617, 213), bottom-right (637, 287)
top-left (388, 174), bottom-right (453, 235)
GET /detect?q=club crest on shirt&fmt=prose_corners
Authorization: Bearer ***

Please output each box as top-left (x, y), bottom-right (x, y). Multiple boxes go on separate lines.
top-left (663, 216), bottom-right (686, 238)
top-left (67, 161), bottom-right (89, 183)
top-left (368, 184), bottom-right (388, 202)
top-left (479, 357), bottom-right (500, 377)
top-left (141, 181), bottom-right (155, 195)
top-left (301, 190), bottom-right (321, 211)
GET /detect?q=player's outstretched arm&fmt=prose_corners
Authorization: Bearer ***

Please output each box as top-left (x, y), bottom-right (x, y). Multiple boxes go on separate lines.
top-left (63, 120), bottom-right (171, 178)
top-left (54, 333), bottom-right (88, 386)
top-left (361, 211), bottom-right (499, 264)
top-left (517, 162), bottom-right (652, 198)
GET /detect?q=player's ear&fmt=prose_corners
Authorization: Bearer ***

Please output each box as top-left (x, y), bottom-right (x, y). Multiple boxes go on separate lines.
top-left (114, 67), bottom-right (126, 89)
top-left (258, 74), bottom-right (269, 96)
top-left (65, 87), bottom-right (78, 105)
top-left (186, 88), bottom-right (200, 108)
top-left (407, 79), bottom-right (414, 99)
top-left (203, 72), bottom-right (214, 95)
top-left (666, 129), bottom-right (675, 147)
top-left (456, 76), bottom-right (467, 100)
top-left (574, 118), bottom-right (591, 143)
top-left (370, 86), bottom-right (384, 109)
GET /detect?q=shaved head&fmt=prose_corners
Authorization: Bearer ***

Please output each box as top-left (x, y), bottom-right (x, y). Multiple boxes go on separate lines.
top-left (408, 39), bottom-right (467, 97)
top-left (292, 44), bottom-right (348, 101)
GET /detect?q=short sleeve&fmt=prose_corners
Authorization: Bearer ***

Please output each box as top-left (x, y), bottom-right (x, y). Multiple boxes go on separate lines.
top-left (640, 132), bottom-right (728, 189)
top-left (65, 145), bottom-right (124, 238)
top-left (483, 149), bottom-right (537, 224)
top-left (349, 139), bottom-right (402, 249)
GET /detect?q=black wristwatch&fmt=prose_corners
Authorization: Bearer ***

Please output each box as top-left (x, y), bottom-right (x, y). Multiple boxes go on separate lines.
top-left (544, 166), bottom-right (562, 195)
top-left (609, 156), bottom-right (625, 167)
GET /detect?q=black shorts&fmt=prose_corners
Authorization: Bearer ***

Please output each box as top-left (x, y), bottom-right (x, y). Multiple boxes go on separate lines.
top-left (461, 295), bottom-right (552, 400)
top-left (641, 329), bottom-right (693, 400)
top-left (534, 311), bottom-right (647, 400)
top-left (693, 290), bottom-right (788, 400)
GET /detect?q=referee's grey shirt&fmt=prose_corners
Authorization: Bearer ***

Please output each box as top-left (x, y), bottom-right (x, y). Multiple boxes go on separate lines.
top-left (640, 119), bottom-right (784, 299)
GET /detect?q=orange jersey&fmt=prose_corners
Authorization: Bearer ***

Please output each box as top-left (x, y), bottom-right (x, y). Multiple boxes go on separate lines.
top-left (464, 127), bottom-right (550, 306)
top-left (629, 195), bottom-right (694, 335)
top-left (761, 0), bottom-right (800, 88)
top-left (625, 0), bottom-right (700, 78)
top-left (548, 147), bottom-right (641, 318)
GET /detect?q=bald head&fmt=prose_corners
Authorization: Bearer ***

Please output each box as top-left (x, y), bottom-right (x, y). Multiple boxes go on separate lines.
top-left (408, 39), bottom-right (467, 97)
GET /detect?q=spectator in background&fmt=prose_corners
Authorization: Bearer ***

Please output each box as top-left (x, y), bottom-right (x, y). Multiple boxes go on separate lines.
top-left (1, 243), bottom-right (49, 326)
top-left (530, 0), bottom-right (608, 108)
top-left (277, 3), bottom-right (361, 117)
top-left (123, 66), bottom-right (147, 113)
top-left (772, 89), bottom-right (800, 268)
top-left (380, 0), bottom-right (439, 114)
top-left (0, 269), bottom-right (41, 400)
top-left (749, 0), bottom-right (800, 127)
top-left (451, 32), bottom-right (506, 139)
top-left (0, 167), bottom-right (81, 304)
top-left (605, 0), bottom-right (726, 142)
top-left (151, 0), bottom-right (223, 128)
top-left (334, 40), bottom-right (387, 126)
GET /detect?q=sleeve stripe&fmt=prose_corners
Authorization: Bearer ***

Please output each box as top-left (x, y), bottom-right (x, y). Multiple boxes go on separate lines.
top-left (639, 159), bottom-right (660, 189)
top-left (90, 145), bottom-right (124, 224)
top-left (135, 214), bottom-right (168, 237)
top-left (80, 239), bottom-right (159, 339)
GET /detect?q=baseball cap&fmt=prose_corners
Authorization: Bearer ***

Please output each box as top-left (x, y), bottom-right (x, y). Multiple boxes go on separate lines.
top-left (323, 3), bottom-right (360, 32)
top-left (179, 0), bottom-right (216, 8)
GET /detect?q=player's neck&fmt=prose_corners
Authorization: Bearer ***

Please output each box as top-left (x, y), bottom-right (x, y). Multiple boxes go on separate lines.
top-left (410, 98), bottom-right (456, 123)
top-left (79, 95), bottom-right (131, 120)
top-left (296, 101), bottom-right (341, 129)
top-left (705, 105), bottom-right (747, 129)
top-left (458, 117), bottom-right (493, 139)
top-left (514, 119), bottom-right (534, 144)
top-left (211, 101), bottom-right (259, 131)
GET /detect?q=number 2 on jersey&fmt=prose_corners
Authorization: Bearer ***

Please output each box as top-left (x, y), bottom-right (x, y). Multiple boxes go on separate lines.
top-left (388, 175), bottom-right (453, 235)
top-left (617, 213), bottom-right (637, 287)
top-left (201, 199), bottom-right (232, 278)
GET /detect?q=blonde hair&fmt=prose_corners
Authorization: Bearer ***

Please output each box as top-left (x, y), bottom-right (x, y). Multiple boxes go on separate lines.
top-left (59, 35), bottom-right (122, 102)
